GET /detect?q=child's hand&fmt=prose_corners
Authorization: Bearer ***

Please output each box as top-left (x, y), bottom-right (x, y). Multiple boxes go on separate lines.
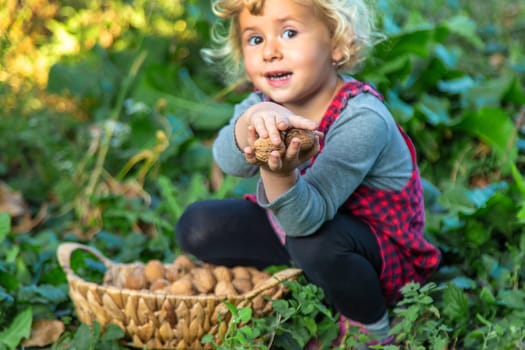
top-left (245, 102), bottom-right (318, 146)
top-left (265, 130), bottom-right (322, 174)
top-left (244, 126), bottom-right (322, 174)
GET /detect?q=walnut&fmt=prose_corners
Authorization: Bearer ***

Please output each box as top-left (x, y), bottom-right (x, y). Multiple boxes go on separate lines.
top-left (231, 266), bottom-right (251, 280)
top-left (150, 278), bottom-right (170, 291)
top-left (213, 266), bottom-right (233, 282)
top-left (124, 266), bottom-right (147, 290)
top-left (169, 275), bottom-right (194, 295)
top-left (284, 128), bottom-right (316, 150)
top-left (172, 255), bottom-right (195, 274)
top-left (214, 280), bottom-right (238, 297)
top-left (254, 128), bottom-right (316, 163)
top-left (164, 264), bottom-right (185, 282)
top-left (252, 271), bottom-right (271, 289)
top-left (253, 138), bottom-right (285, 163)
top-left (192, 267), bottom-right (217, 294)
top-left (144, 260), bottom-right (165, 284)
top-left (232, 278), bottom-right (253, 294)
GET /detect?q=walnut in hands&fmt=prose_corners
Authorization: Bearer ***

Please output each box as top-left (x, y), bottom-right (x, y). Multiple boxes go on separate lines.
top-left (253, 128), bottom-right (316, 163)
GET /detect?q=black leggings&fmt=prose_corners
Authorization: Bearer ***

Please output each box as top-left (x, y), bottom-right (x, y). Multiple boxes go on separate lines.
top-left (175, 199), bottom-right (386, 324)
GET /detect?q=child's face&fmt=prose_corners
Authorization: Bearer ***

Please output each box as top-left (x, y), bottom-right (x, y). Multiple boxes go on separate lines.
top-left (239, 0), bottom-right (343, 116)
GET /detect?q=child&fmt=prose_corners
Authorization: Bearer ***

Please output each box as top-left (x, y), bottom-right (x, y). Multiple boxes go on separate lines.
top-left (175, 0), bottom-right (441, 347)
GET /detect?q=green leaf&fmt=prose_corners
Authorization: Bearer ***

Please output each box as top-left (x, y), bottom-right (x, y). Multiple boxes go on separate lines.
top-left (18, 285), bottom-right (68, 304)
top-left (497, 290), bottom-right (525, 310)
top-left (201, 334), bottom-right (214, 344)
top-left (166, 115), bottom-right (194, 150)
top-left (517, 205), bottom-right (525, 223)
top-left (0, 307), bottom-right (32, 349)
top-left (416, 94), bottom-right (452, 125)
top-left (434, 43), bottom-right (460, 68)
top-left (510, 163), bottom-right (525, 195)
top-left (462, 75), bottom-right (516, 109)
top-left (303, 317), bottom-right (317, 335)
top-left (238, 307), bottom-right (252, 323)
top-left (386, 90), bottom-right (414, 123)
top-left (133, 66), bottom-right (233, 131)
top-left (0, 287), bottom-right (13, 304)
top-left (439, 184), bottom-right (477, 215)
top-left (0, 213), bottom-right (10, 242)
top-left (378, 28), bottom-right (437, 59)
top-left (0, 270), bottom-right (19, 292)
top-left (450, 276), bottom-right (477, 290)
top-left (443, 15), bottom-right (484, 49)
top-left (466, 182), bottom-right (507, 208)
top-left (100, 324), bottom-right (125, 342)
top-left (503, 75), bottom-right (525, 104)
top-left (480, 287), bottom-right (496, 305)
top-left (437, 76), bottom-right (475, 94)
top-left (455, 107), bottom-right (516, 158)
top-left (71, 323), bottom-right (94, 350)
top-left (465, 220), bottom-right (490, 246)
top-left (47, 46), bottom-right (121, 102)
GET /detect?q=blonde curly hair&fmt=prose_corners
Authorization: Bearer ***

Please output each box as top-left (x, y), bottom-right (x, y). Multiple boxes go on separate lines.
top-left (201, 0), bottom-right (384, 83)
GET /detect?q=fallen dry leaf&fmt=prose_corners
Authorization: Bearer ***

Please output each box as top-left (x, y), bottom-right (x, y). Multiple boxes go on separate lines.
top-left (0, 182), bottom-right (28, 217)
top-left (21, 319), bottom-right (65, 347)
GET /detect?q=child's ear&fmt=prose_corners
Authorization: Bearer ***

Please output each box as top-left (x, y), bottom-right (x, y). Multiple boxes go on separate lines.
top-left (331, 44), bottom-right (344, 64)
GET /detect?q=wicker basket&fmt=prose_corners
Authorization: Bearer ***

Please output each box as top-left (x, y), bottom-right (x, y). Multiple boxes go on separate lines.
top-left (57, 242), bottom-right (302, 350)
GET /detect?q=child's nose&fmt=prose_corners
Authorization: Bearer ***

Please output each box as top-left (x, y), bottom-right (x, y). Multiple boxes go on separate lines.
top-left (262, 38), bottom-right (282, 62)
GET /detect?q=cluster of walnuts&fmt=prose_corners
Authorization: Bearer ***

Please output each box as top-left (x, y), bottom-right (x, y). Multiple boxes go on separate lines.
top-left (104, 255), bottom-right (272, 297)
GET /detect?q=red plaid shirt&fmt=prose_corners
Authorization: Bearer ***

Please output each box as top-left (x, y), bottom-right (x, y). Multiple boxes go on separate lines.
top-left (312, 81), bottom-right (441, 303)
top-left (246, 80), bottom-right (441, 303)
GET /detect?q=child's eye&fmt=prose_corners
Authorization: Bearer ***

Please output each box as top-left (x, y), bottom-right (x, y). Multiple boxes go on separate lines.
top-left (248, 35), bottom-right (263, 45)
top-left (282, 29), bottom-right (297, 39)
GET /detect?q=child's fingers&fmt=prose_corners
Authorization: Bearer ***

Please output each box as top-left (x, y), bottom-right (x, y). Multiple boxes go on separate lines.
top-left (289, 115), bottom-right (319, 130)
top-left (313, 130), bottom-right (324, 139)
top-left (243, 145), bottom-right (258, 165)
top-left (247, 125), bottom-right (258, 145)
top-left (250, 115), bottom-right (269, 139)
top-left (251, 114), bottom-right (283, 146)
top-left (284, 138), bottom-right (301, 160)
top-left (267, 150), bottom-right (283, 171)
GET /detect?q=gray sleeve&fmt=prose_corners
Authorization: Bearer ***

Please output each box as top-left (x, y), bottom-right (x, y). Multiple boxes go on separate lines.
top-left (212, 93), bottom-right (262, 177)
top-left (256, 94), bottom-right (412, 236)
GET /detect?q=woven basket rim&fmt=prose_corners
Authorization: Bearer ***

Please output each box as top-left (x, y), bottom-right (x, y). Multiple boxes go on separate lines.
top-left (57, 242), bottom-right (302, 301)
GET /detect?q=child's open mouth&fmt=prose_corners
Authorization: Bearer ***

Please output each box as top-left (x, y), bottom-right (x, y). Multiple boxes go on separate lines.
top-left (265, 72), bottom-right (292, 81)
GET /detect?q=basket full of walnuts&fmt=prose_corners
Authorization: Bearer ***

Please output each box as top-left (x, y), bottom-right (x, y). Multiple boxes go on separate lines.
top-left (57, 242), bottom-right (302, 350)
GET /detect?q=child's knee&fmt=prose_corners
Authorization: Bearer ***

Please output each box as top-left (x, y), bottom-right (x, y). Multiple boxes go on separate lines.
top-left (286, 235), bottom-right (336, 271)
